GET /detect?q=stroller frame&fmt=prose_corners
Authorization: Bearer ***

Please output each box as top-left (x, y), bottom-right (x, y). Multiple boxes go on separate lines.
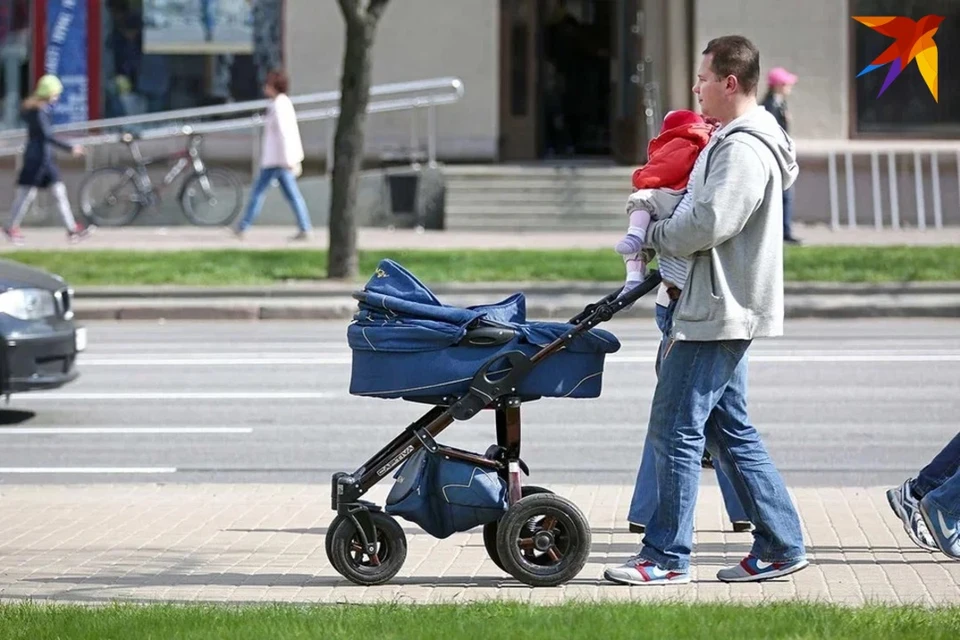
top-left (328, 271), bottom-right (663, 587)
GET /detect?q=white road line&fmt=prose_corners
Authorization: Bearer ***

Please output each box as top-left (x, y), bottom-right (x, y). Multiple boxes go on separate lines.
top-left (16, 392), bottom-right (338, 401)
top-left (78, 353), bottom-right (960, 366)
top-left (0, 427), bottom-right (253, 435)
top-left (0, 467), bottom-right (177, 474)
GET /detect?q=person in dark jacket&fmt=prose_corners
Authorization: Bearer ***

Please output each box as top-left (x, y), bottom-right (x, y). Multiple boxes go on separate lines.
top-left (4, 75), bottom-right (94, 245)
top-left (762, 66), bottom-right (800, 244)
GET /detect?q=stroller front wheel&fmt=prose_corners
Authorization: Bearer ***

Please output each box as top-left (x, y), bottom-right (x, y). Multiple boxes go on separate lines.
top-left (495, 493), bottom-right (591, 587)
top-left (483, 485), bottom-right (553, 573)
top-left (327, 511), bottom-right (407, 586)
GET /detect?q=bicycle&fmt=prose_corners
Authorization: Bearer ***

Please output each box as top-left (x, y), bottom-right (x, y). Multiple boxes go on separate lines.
top-left (78, 127), bottom-right (244, 227)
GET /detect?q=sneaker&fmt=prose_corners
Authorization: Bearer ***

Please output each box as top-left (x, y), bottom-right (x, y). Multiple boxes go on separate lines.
top-left (628, 522), bottom-right (645, 535)
top-left (603, 555), bottom-right (690, 585)
top-left (919, 498), bottom-right (960, 560)
top-left (886, 479), bottom-right (938, 552)
top-left (289, 230), bottom-right (313, 241)
top-left (68, 224), bottom-right (95, 243)
top-left (3, 227), bottom-right (24, 246)
top-left (717, 555), bottom-right (809, 583)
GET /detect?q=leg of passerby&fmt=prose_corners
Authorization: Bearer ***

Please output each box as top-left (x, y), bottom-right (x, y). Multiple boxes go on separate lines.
top-left (887, 432), bottom-right (960, 552)
top-left (920, 465), bottom-right (960, 559)
top-left (606, 339), bottom-right (754, 585)
top-left (4, 186), bottom-right (37, 244)
top-left (627, 436), bottom-right (657, 534)
top-left (704, 347), bottom-right (808, 582)
top-left (274, 168), bottom-right (313, 240)
top-left (716, 464), bottom-right (752, 531)
top-left (52, 182), bottom-right (94, 242)
top-left (234, 168), bottom-right (278, 238)
top-left (783, 186), bottom-right (800, 244)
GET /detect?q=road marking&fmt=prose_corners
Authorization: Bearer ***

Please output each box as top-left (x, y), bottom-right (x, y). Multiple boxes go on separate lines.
top-left (78, 352), bottom-right (960, 367)
top-left (0, 427), bottom-right (253, 435)
top-left (0, 467), bottom-right (177, 474)
top-left (16, 392), bottom-right (338, 401)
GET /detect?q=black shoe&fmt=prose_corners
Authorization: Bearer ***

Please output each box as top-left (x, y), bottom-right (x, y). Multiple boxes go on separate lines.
top-left (629, 522), bottom-right (645, 535)
top-left (784, 236), bottom-right (802, 245)
top-left (732, 521), bottom-right (754, 533)
top-left (701, 452), bottom-right (715, 469)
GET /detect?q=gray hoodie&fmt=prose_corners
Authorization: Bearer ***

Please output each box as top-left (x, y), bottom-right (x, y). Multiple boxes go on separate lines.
top-left (646, 105), bottom-right (798, 341)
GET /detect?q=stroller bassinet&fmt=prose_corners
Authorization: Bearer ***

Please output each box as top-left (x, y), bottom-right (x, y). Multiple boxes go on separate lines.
top-left (347, 259), bottom-right (621, 401)
top-left (328, 259), bottom-right (662, 589)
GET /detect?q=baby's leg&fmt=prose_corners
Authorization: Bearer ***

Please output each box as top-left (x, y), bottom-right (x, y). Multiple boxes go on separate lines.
top-left (615, 208), bottom-right (652, 255)
top-left (618, 253), bottom-right (646, 305)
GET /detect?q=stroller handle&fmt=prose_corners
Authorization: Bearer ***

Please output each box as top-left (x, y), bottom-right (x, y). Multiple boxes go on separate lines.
top-left (566, 270), bottom-right (663, 325)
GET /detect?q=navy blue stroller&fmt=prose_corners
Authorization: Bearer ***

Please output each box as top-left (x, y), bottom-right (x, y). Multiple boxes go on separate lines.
top-left (327, 259), bottom-right (662, 587)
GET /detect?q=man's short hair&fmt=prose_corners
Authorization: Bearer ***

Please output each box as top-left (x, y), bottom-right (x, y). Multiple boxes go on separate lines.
top-left (702, 35), bottom-right (760, 95)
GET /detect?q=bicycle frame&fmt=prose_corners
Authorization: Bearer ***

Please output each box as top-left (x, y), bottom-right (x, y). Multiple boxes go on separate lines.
top-left (124, 134), bottom-right (209, 201)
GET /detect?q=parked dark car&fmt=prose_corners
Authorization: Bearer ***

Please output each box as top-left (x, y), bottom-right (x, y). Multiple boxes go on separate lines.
top-left (0, 259), bottom-right (84, 395)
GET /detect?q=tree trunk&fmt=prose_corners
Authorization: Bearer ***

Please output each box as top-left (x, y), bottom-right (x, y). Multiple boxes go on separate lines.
top-left (328, 4), bottom-right (384, 280)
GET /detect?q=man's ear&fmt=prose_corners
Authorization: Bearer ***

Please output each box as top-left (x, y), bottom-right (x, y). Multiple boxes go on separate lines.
top-left (724, 75), bottom-right (739, 95)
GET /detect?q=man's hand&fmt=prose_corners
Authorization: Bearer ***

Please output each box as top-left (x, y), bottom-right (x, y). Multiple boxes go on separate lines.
top-left (71, 146), bottom-right (85, 157)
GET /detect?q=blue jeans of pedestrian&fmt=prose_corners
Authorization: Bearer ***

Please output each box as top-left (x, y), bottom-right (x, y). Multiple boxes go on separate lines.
top-left (237, 167), bottom-right (311, 233)
top-left (637, 330), bottom-right (806, 572)
top-left (913, 432), bottom-right (960, 507)
top-left (783, 186), bottom-right (795, 240)
top-left (628, 302), bottom-right (748, 525)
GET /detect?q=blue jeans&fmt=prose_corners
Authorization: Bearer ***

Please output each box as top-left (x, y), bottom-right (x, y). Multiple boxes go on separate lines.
top-left (783, 186), bottom-right (795, 240)
top-left (913, 433), bottom-right (960, 509)
top-left (637, 332), bottom-right (806, 572)
top-left (237, 167), bottom-right (311, 232)
top-left (628, 302), bottom-right (748, 525)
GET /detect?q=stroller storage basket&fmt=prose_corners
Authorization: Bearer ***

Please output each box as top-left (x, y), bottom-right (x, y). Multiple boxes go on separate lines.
top-left (385, 447), bottom-right (508, 539)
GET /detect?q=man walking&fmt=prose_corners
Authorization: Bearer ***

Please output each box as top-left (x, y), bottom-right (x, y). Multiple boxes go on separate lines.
top-left (604, 35), bottom-right (808, 585)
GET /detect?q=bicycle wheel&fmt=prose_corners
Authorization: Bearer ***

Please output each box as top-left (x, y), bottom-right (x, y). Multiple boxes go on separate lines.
top-left (180, 168), bottom-right (243, 226)
top-left (78, 167), bottom-right (142, 227)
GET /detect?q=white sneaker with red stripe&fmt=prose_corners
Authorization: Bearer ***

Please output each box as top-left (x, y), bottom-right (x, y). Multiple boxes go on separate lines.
top-left (717, 554), bottom-right (809, 582)
top-left (603, 555), bottom-right (691, 585)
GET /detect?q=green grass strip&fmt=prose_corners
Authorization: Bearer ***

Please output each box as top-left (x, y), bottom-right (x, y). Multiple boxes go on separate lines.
top-left (0, 601), bottom-right (959, 640)
top-left (2, 245), bottom-right (959, 286)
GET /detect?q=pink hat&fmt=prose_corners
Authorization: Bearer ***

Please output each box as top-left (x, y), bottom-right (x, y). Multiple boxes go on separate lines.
top-left (768, 66), bottom-right (798, 86)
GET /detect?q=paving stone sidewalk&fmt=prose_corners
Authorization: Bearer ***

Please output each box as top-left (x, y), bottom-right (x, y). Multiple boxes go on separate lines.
top-left (0, 484), bottom-right (956, 607)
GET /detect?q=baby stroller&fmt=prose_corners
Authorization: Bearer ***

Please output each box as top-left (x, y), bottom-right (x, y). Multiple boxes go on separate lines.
top-left (327, 259), bottom-right (662, 587)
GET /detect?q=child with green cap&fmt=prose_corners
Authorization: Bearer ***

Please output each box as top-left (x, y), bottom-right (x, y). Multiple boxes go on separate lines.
top-left (3, 74), bottom-right (95, 245)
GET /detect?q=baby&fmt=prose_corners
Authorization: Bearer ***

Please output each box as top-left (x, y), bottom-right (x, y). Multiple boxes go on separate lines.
top-left (615, 110), bottom-right (715, 297)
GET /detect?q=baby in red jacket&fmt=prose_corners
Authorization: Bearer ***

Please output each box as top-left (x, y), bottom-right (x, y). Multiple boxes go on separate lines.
top-left (616, 110), bottom-right (715, 294)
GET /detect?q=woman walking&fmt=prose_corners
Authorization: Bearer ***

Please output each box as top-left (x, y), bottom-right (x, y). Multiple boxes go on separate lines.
top-left (234, 69), bottom-right (312, 240)
top-left (4, 75), bottom-right (94, 245)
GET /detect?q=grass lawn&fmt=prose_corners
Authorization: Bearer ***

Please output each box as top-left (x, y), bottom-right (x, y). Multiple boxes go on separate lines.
top-left (2, 245), bottom-right (960, 286)
top-left (1, 601), bottom-right (959, 640)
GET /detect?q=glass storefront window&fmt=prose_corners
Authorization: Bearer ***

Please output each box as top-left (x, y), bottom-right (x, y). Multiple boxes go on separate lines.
top-left (101, 0), bottom-right (283, 119)
top-left (0, 0), bottom-right (30, 130)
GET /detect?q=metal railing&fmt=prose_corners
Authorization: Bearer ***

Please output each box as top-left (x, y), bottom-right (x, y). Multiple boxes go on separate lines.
top-left (0, 76), bottom-right (465, 170)
top-left (796, 139), bottom-right (960, 230)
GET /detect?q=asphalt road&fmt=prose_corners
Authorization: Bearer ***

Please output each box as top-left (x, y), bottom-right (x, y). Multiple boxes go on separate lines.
top-left (0, 318), bottom-right (957, 488)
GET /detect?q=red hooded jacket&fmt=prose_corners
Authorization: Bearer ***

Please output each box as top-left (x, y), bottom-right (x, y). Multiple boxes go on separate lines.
top-left (631, 122), bottom-right (714, 191)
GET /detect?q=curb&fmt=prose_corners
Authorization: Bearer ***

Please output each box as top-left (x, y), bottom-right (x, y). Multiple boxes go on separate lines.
top-left (72, 281), bottom-right (960, 299)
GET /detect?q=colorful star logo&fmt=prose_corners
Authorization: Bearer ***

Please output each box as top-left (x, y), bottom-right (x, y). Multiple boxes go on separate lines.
top-left (853, 15), bottom-right (944, 102)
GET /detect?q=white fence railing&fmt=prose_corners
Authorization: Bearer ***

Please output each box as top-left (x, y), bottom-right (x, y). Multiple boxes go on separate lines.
top-left (796, 139), bottom-right (960, 230)
top-left (0, 76), bottom-right (465, 171)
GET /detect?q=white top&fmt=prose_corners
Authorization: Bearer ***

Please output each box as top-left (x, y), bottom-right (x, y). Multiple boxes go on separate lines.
top-left (260, 93), bottom-right (305, 170)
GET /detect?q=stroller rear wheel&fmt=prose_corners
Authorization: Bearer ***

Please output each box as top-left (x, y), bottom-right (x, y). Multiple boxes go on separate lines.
top-left (495, 493), bottom-right (591, 587)
top-left (483, 485), bottom-right (553, 573)
top-left (327, 511), bottom-right (407, 586)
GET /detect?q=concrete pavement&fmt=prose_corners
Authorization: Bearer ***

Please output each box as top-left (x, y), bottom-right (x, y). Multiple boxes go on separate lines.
top-left (0, 483), bottom-right (956, 606)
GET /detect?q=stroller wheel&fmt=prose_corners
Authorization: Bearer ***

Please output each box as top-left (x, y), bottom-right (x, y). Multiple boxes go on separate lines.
top-left (327, 511), bottom-right (407, 586)
top-left (483, 485), bottom-right (553, 573)
top-left (325, 514), bottom-right (348, 567)
top-left (495, 493), bottom-right (591, 587)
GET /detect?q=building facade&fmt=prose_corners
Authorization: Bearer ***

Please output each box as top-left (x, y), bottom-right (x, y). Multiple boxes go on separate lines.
top-left (10, 0), bottom-right (959, 163)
